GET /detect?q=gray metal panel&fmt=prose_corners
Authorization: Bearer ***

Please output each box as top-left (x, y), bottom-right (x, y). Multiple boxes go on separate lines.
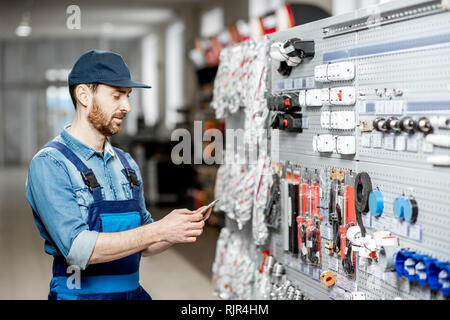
top-left (258, 0), bottom-right (450, 300)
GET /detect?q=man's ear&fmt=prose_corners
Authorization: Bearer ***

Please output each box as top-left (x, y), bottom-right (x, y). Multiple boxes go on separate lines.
top-left (75, 84), bottom-right (93, 108)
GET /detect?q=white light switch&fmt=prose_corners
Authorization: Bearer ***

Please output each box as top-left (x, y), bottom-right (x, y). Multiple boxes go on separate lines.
top-left (330, 111), bottom-right (356, 130)
top-left (314, 64), bottom-right (329, 82)
top-left (320, 88), bottom-right (330, 105)
top-left (321, 111), bottom-right (331, 129)
top-left (330, 87), bottom-right (356, 106)
top-left (336, 136), bottom-right (356, 154)
top-left (314, 62), bottom-right (355, 82)
top-left (306, 89), bottom-right (322, 106)
top-left (316, 134), bottom-right (335, 152)
top-left (327, 61), bottom-right (355, 81)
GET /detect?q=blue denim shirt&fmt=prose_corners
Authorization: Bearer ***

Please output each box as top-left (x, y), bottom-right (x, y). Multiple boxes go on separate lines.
top-left (25, 127), bottom-right (153, 270)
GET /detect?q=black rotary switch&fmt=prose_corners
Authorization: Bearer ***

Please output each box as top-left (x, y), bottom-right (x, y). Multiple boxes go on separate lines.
top-left (399, 117), bottom-right (417, 134)
top-left (417, 117), bottom-right (433, 134)
top-left (373, 117), bottom-right (388, 132)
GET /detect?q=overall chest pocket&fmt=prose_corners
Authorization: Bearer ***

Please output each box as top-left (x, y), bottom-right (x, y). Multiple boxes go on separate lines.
top-left (121, 182), bottom-right (133, 200)
top-left (100, 211), bottom-right (141, 232)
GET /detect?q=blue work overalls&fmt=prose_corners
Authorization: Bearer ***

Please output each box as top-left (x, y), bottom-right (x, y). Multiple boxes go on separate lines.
top-left (44, 141), bottom-right (151, 300)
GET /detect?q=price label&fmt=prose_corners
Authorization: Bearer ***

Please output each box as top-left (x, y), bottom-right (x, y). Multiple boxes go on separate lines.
top-left (329, 256), bottom-right (339, 271)
top-left (375, 101), bottom-right (385, 114)
top-left (382, 215), bottom-right (395, 230)
top-left (408, 224), bottom-right (422, 242)
top-left (395, 135), bottom-right (406, 151)
top-left (383, 134), bottom-right (395, 150)
top-left (302, 244), bottom-right (308, 255)
top-left (406, 136), bottom-right (418, 152)
top-left (358, 257), bottom-right (368, 271)
top-left (372, 132), bottom-right (383, 148)
top-left (306, 77), bottom-right (315, 88)
top-left (371, 216), bottom-right (384, 230)
top-left (394, 219), bottom-right (408, 237)
top-left (422, 140), bottom-right (434, 153)
top-left (361, 133), bottom-right (371, 148)
top-left (392, 100), bottom-right (404, 114)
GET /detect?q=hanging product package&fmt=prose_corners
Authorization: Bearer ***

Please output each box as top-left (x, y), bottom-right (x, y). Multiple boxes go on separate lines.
top-left (252, 156), bottom-right (271, 245)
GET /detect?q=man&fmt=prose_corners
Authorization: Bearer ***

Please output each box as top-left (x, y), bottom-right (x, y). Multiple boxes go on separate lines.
top-left (25, 50), bottom-right (211, 300)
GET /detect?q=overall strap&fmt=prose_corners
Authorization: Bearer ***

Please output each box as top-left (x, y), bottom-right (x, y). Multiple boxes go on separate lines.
top-left (113, 147), bottom-right (140, 200)
top-left (44, 141), bottom-right (103, 202)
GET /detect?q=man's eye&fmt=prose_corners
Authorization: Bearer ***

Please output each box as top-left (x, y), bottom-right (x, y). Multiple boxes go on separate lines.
top-left (113, 95), bottom-right (120, 100)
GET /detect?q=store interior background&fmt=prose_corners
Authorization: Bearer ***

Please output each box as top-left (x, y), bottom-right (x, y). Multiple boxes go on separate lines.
top-left (0, 0), bottom-right (394, 299)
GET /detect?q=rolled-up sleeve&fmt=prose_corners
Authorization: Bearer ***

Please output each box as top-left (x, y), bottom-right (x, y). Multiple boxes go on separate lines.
top-left (27, 154), bottom-right (98, 270)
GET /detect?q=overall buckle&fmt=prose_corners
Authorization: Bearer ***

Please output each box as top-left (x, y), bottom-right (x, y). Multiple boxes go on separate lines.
top-left (124, 168), bottom-right (140, 188)
top-left (81, 169), bottom-right (100, 193)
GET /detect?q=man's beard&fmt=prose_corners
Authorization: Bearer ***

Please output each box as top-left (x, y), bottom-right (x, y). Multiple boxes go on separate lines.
top-left (87, 99), bottom-right (125, 136)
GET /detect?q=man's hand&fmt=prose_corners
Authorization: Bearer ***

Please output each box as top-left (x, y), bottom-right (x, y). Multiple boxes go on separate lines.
top-left (158, 208), bottom-right (205, 244)
top-left (197, 206), bottom-right (213, 221)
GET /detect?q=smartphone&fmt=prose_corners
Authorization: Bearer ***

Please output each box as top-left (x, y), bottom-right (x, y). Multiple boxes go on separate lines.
top-left (198, 199), bottom-right (220, 216)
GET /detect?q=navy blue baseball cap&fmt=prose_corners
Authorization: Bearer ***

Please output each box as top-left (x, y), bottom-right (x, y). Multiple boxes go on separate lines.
top-left (68, 49), bottom-right (151, 88)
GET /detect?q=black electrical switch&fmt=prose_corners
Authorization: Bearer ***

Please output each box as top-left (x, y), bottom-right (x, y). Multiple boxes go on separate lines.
top-left (278, 61), bottom-right (292, 76)
top-left (281, 93), bottom-right (301, 112)
top-left (282, 114), bottom-right (303, 133)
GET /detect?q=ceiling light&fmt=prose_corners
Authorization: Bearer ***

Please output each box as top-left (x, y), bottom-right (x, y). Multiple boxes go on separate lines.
top-left (16, 12), bottom-right (32, 37)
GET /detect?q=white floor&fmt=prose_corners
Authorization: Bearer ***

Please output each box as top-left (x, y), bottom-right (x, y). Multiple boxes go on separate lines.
top-left (0, 167), bottom-right (217, 300)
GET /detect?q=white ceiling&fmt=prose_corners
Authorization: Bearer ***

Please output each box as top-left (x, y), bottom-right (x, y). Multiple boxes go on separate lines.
top-left (0, 0), bottom-right (210, 39)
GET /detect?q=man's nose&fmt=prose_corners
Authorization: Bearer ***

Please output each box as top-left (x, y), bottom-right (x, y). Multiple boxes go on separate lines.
top-left (120, 97), bottom-right (131, 113)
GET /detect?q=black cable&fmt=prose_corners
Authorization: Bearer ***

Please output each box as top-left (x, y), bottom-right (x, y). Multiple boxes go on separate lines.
top-left (354, 172), bottom-right (372, 213)
top-left (332, 200), bottom-right (342, 254)
top-left (354, 172), bottom-right (373, 237)
top-left (342, 238), bottom-right (355, 275)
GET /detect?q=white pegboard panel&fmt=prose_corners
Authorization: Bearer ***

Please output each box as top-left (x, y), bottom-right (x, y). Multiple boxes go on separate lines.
top-left (270, 0), bottom-right (450, 172)
top-left (219, 0), bottom-right (450, 300)
top-left (357, 161), bottom-right (450, 260)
